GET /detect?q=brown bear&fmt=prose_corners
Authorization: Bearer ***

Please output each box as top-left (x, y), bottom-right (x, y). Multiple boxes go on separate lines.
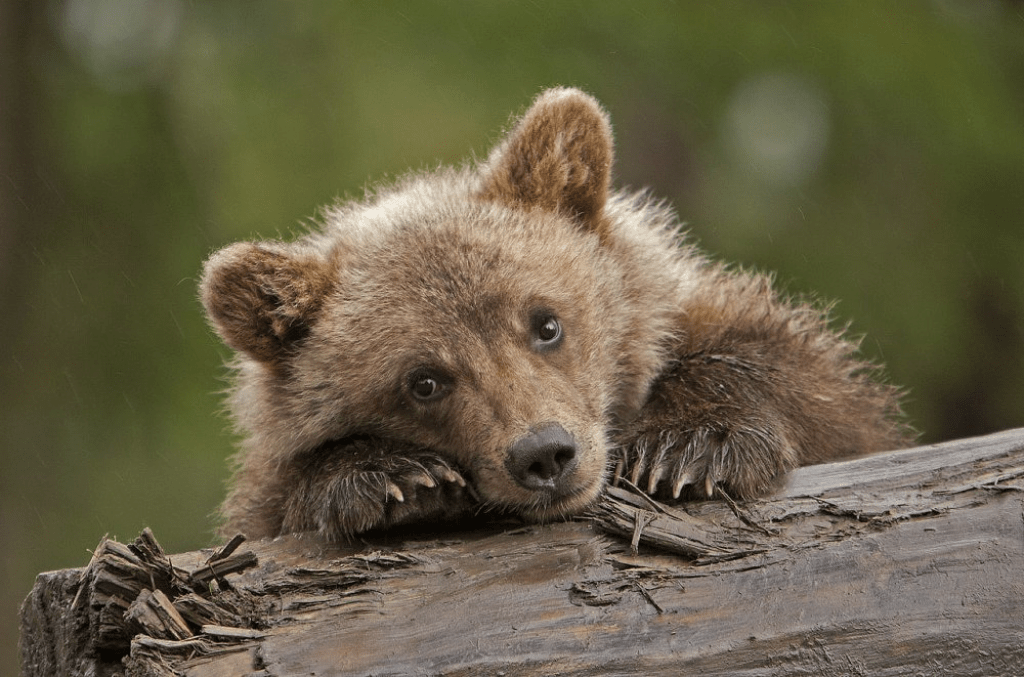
top-left (201, 87), bottom-right (912, 541)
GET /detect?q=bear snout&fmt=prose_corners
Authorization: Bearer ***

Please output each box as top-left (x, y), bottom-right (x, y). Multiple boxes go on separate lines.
top-left (505, 423), bottom-right (579, 493)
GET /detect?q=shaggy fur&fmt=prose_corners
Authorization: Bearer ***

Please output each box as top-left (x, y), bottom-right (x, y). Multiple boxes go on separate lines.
top-left (201, 88), bottom-right (913, 541)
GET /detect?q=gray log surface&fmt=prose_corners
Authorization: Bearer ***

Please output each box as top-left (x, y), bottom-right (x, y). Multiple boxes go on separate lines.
top-left (19, 428), bottom-right (1024, 677)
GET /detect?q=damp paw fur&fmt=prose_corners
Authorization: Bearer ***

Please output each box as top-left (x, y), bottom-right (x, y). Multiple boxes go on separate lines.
top-left (279, 441), bottom-right (478, 540)
top-left (612, 424), bottom-right (797, 501)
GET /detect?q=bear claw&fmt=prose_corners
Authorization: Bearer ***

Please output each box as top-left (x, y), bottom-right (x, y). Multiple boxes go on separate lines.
top-left (670, 471), bottom-right (692, 499)
top-left (385, 480), bottom-right (405, 502)
top-left (411, 472), bottom-right (437, 489)
top-left (431, 465), bottom-right (466, 487)
top-left (646, 464), bottom-right (666, 494)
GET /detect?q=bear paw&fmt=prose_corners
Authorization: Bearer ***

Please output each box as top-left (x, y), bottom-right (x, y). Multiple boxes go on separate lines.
top-left (349, 455), bottom-right (475, 533)
top-left (282, 442), bottom-right (479, 540)
top-left (612, 425), bottom-right (798, 501)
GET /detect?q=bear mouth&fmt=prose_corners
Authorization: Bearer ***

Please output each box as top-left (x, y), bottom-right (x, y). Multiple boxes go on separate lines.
top-left (474, 470), bottom-right (607, 523)
top-left (512, 487), bottom-right (604, 522)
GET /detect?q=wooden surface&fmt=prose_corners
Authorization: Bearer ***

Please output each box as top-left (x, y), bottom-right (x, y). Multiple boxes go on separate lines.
top-left (20, 428), bottom-right (1024, 676)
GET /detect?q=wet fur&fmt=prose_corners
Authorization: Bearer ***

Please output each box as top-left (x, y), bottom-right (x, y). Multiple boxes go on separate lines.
top-left (201, 88), bottom-right (913, 541)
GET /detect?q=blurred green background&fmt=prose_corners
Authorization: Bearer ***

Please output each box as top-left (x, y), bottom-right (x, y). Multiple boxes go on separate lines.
top-left (3, 1), bottom-right (1023, 670)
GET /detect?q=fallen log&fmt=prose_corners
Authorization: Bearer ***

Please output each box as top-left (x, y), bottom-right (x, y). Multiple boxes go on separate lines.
top-left (19, 428), bottom-right (1024, 676)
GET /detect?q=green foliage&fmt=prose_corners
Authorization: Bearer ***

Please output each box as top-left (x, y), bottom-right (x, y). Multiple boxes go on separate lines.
top-left (4, 2), bottom-right (1023, 670)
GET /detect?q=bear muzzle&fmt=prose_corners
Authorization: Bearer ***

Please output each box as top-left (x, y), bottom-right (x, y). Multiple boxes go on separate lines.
top-left (505, 423), bottom-right (580, 494)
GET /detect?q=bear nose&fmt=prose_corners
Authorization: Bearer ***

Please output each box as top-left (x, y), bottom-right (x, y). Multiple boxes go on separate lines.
top-left (506, 423), bottom-right (579, 492)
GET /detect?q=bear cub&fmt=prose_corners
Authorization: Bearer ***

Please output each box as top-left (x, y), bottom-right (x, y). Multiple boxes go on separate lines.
top-left (201, 88), bottom-right (912, 541)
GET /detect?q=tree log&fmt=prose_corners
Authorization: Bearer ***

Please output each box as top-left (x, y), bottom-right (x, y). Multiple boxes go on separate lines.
top-left (20, 428), bottom-right (1024, 676)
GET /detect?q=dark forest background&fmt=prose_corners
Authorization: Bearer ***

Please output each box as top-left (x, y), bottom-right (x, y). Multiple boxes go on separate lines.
top-left (4, 2), bottom-right (1023, 671)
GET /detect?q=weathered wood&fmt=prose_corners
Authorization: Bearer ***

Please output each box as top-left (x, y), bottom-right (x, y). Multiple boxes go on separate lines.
top-left (20, 428), bottom-right (1024, 676)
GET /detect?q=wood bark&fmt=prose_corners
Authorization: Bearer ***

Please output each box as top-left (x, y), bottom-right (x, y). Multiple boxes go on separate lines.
top-left (20, 428), bottom-right (1024, 676)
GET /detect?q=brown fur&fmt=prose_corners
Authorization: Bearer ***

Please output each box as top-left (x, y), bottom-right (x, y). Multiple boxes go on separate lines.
top-left (200, 88), bottom-right (913, 541)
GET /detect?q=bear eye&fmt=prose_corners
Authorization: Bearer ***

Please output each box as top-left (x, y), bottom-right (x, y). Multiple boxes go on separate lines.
top-left (409, 371), bottom-right (447, 402)
top-left (531, 312), bottom-right (564, 351)
top-left (538, 317), bottom-right (561, 342)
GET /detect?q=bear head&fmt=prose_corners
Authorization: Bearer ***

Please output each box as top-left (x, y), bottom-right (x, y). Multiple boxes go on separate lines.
top-left (201, 88), bottom-right (679, 523)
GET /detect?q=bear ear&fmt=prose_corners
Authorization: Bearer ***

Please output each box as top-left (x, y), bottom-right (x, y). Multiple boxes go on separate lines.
top-left (479, 87), bottom-right (614, 235)
top-left (200, 242), bottom-right (334, 363)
